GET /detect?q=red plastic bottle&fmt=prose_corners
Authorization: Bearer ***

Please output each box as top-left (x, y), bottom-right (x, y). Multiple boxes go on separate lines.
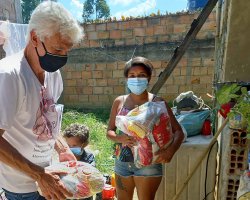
top-left (102, 184), bottom-right (115, 200)
top-left (201, 120), bottom-right (212, 136)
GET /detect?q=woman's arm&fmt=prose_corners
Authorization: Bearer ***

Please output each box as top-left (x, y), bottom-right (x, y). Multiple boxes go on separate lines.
top-left (106, 97), bottom-right (121, 142)
top-left (154, 101), bottom-right (184, 163)
top-left (106, 96), bottom-right (136, 147)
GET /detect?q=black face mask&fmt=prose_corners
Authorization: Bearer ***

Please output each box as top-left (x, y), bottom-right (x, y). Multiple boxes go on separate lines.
top-left (35, 42), bottom-right (68, 72)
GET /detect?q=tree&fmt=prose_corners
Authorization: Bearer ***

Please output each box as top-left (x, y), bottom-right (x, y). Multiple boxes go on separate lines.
top-left (21, 0), bottom-right (40, 24)
top-left (82, 0), bottom-right (110, 22)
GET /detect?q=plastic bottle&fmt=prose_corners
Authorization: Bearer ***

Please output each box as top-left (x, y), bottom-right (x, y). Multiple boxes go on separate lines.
top-left (201, 119), bottom-right (212, 137)
top-left (102, 184), bottom-right (115, 200)
top-left (111, 173), bottom-right (116, 188)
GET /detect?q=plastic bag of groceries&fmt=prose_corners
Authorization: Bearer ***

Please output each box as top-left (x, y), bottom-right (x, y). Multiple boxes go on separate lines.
top-left (44, 161), bottom-right (105, 199)
top-left (115, 101), bottom-right (174, 168)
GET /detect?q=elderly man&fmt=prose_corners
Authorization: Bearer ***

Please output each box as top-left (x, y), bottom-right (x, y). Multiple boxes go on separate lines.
top-left (0, 2), bottom-right (83, 200)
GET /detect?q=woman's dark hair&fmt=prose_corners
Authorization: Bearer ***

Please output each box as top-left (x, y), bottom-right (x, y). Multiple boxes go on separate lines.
top-left (124, 57), bottom-right (153, 78)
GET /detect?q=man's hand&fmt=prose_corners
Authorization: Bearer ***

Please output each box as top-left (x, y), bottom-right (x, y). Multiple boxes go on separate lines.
top-left (59, 147), bottom-right (77, 162)
top-left (55, 134), bottom-right (77, 162)
top-left (37, 170), bottom-right (72, 200)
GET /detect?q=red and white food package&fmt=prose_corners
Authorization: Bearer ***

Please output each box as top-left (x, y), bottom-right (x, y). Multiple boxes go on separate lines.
top-left (116, 101), bottom-right (174, 167)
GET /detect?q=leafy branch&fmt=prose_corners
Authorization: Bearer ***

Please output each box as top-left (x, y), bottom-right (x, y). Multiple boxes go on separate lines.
top-left (216, 83), bottom-right (250, 133)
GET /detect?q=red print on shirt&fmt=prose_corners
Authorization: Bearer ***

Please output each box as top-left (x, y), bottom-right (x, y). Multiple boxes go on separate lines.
top-left (33, 87), bottom-right (58, 141)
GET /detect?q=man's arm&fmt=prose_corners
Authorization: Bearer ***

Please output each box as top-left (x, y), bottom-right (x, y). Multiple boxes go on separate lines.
top-left (54, 133), bottom-right (77, 162)
top-left (0, 129), bottom-right (44, 180)
top-left (0, 129), bottom-right (72, 200)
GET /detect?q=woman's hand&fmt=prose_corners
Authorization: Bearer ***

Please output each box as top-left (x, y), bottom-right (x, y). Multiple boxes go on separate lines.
top-left (118, 134), bottom-right (137, 148)
top-left (154, 146), bottom-right (175, 163)
top-left (153, 102), bottom-right (185, 164)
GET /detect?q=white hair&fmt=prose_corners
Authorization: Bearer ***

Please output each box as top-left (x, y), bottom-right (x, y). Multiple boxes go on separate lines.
top-left (28, 1), bottom-right (83, 44)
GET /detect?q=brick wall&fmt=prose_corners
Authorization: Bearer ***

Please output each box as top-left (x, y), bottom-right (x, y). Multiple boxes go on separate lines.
top-left (61, 11), bottom-right (216, 109)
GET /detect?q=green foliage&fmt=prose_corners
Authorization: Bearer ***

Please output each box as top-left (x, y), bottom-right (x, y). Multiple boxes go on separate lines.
top-left (62, 109), bottom-right (114, 174)
top-left (228, 87), bottom-right (250, 133)
top-left (216, 84), bottom-right (250, 133)
top-left (82, 9), bottom-right (195, 24)
top-left (82, 0), bottom-right (110, 22)
top-left (216, 83), bottom-right (241, 105)
top-left (82, 0), bottom-right (94, 22)
top-left (21, 0), bottom-right (40, 24)
top-left (96, 0), bottom-right (110, 19)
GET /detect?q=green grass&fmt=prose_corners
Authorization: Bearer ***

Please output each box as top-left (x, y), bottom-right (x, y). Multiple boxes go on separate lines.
top-left (61, 108), bottom-right (115, 174)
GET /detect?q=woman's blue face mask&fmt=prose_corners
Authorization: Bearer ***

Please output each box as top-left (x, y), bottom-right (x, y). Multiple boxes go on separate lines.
top-left (127, 77), bottom-right (148, 95)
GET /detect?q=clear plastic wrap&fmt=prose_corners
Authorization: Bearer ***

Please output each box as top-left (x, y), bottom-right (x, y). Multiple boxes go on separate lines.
top-left (45, 161), bottom-right (105, 199)
top-left (115, 101), bottom-right (174, 167)
top-left (0, 21), bottom-right (28, 57)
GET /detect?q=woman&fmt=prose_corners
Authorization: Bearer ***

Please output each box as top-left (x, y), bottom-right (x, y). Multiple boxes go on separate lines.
top-left (107, 56), bottom-right (184, 200)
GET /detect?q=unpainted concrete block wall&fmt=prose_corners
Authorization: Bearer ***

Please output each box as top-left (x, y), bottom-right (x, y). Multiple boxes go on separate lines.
top-left (61, 11), bottom-right (217, 109)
